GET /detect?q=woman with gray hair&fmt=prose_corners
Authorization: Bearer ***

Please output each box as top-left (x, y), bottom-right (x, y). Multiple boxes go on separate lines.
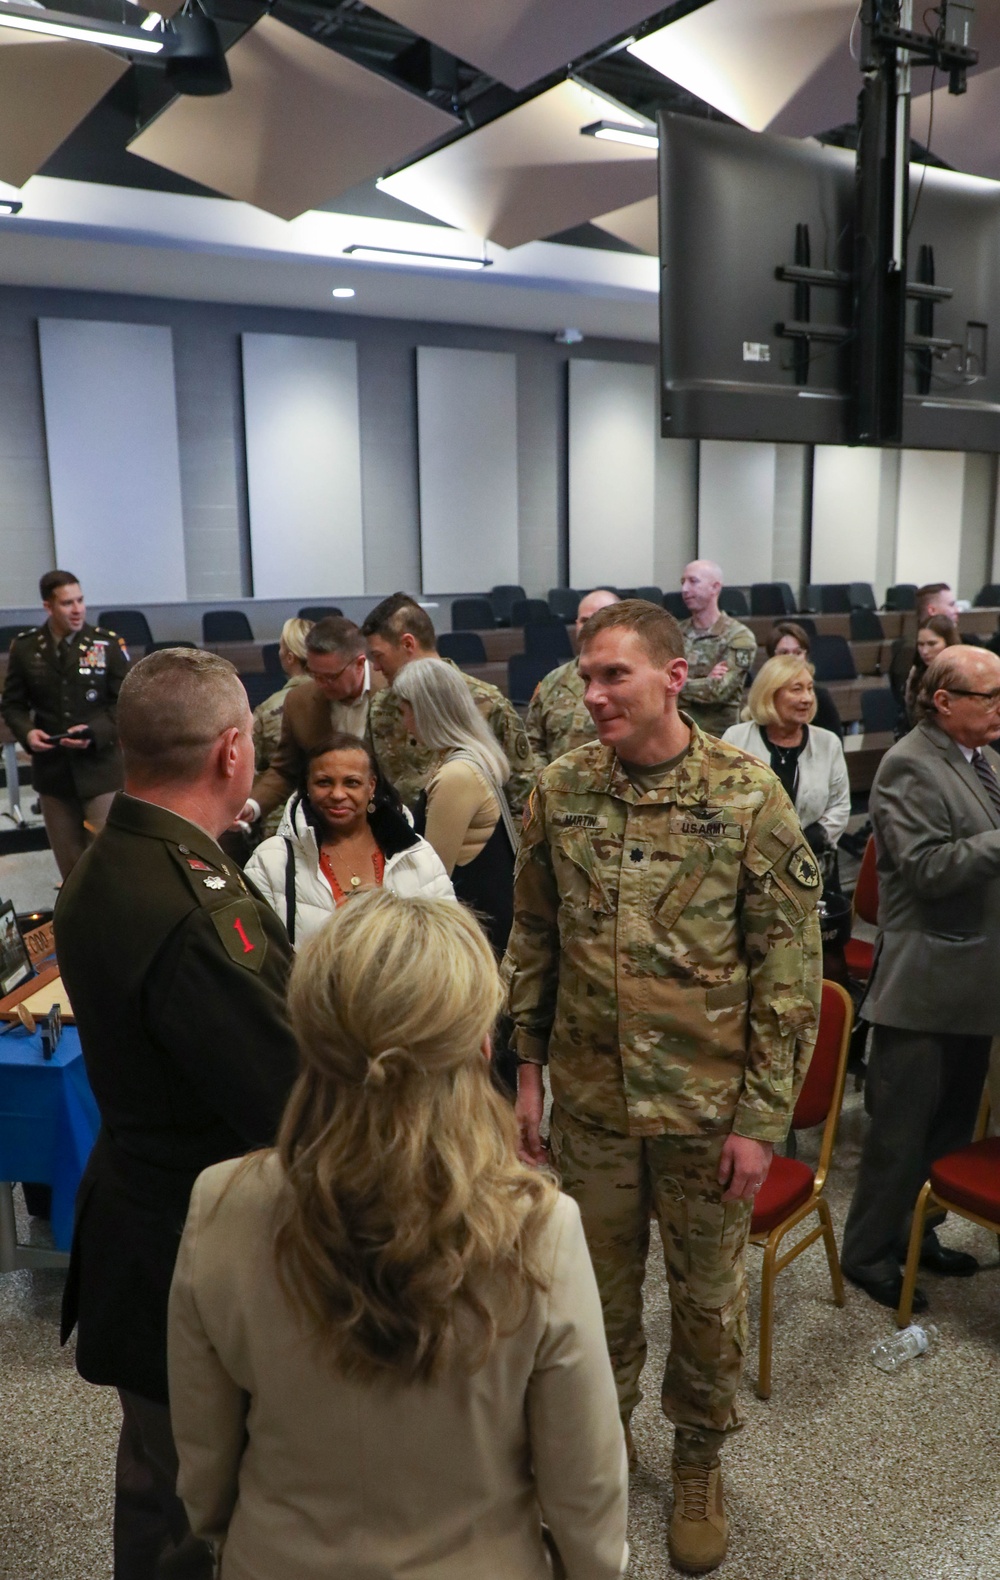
top-left (393, 657), bottom-right (516, 955)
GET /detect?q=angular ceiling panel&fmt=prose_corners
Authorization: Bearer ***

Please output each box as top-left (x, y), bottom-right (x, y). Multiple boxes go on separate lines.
top-left (373, 0), bottom-right (669, 91)
top-left (128, 16), bottom-right (458, 222)
top-left (594, 196), bottom-right (657, 255)
top-left (911, 66), bottom-right (1000, 183)
top-left (0, 34), bottom-right (127, 189)
top-left (629, 0), bottom-right (860, 137)
top-left (379, 80), bottom-right (656, 249)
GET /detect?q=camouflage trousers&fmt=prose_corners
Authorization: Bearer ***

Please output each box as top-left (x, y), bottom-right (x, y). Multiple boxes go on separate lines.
top-left (549, 1104), bottom-right (752, 1467)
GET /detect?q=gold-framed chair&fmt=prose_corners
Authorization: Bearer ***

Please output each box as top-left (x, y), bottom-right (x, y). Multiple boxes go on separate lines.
top-left (897, 1090), bottom-right (998, 1328)
top-left (749, 979), bottom-right (854, 1399)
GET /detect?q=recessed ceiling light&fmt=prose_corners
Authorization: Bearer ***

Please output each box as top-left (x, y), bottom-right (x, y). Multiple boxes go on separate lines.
top-left (331, 287), bottom-right (356, 299)
top-left (343, 244), bottom-right (491, 272)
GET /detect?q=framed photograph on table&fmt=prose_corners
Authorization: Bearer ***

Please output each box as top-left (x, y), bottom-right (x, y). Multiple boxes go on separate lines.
top-left (0, 901), bottom-right (34, 997)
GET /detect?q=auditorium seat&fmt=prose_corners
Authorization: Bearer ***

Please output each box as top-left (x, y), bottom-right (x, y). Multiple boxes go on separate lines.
top-left (490, 584), bottom-right (527, 627)
top-left (810, 635), bottom-right (857, 682)
top-left (297, 606), bottom-right (343, 622)
top-left (509, 598), bottom-right (556, 626)
top-left (635, 587), bottom-right (664, 605)
top-left (524, 623), bottom-right (573, 662)
top-left (860, 687), bottom-right (900, 733)
top-left (751, 582), bottom-right (797, 616)
top-left (240, 672), bottom-right (275, 709)
top-left (849, 609), bottom-right (884, 642)
top-left (203, 610), bottom-right (254, 643)
top-left (0, 626), bottom-right (26, 649)
top-left (974, 585), bottom-right (1000, 607)
top-left (508, 653), bottom-right (555, 706)
top-left (804, 584), bottom-right (852, 614)
top-left (451, 598), bottom-right (495, 631)
top-left (261, 643), bottom-right (284, 677)
top-left (884, 584), bottom-right (917, 611)
top-left (664, 592), bottom-right (687, 619)
top-left (438, 632), bottom-right (488, 665)
top-left (844, 836), bottom-right (878, 984)
top-left (99, 610), bottom-right (153, 647)
top-left (547, 588), bottom-right (580, 622)
top-left (848, 582), bottom-right (877, 612)
top-left (719, 587), bottom-right (750, 616)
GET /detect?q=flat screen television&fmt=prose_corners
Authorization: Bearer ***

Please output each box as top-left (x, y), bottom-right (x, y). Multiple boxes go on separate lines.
top-left (657, 113), bottom-right (1000, 450)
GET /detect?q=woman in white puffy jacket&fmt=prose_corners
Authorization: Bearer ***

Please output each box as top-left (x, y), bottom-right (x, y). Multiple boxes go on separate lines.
top-left (245, 733), bottom-right (454, 944)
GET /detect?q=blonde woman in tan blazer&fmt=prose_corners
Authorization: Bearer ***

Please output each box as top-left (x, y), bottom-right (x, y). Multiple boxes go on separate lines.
top-left (168, 890), bottom-right (628, 1580)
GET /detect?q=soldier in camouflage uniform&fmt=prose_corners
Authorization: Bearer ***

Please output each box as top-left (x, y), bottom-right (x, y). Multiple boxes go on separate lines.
top-left (361, 592), bottom-right (535, 817)
top-left (251, 618), bottom-right (314, 839)
top-left (525, 588), bottom-right (619, 767)
top-left (677, 559), bottom-right (758, 735)
top-left (505, 599), bottom-right (822, 1575)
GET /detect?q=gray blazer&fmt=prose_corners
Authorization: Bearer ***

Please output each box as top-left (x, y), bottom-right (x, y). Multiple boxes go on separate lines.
top-left (865, 720), bottom-right (1000, 1034)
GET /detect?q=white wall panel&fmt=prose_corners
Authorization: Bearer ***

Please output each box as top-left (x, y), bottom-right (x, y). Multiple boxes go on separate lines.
top-left (243, 333), bottom-right (364, 600)
top-left (38, 318), bottom-right (186, 604)
top-left (811, 446), bottom-right (881, 587)
top-left (569, 359), bottom-right (655, 587)
top-left (895, 449), bottom-right (964, 591)
top-left (417, 347), bottom-right (518, 595)
top-left (698, 440), bottom-right (776, 583)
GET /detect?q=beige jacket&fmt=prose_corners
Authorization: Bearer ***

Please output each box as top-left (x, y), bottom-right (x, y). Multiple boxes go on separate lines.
top-left (168, 1154), bottom-right (629, 1580)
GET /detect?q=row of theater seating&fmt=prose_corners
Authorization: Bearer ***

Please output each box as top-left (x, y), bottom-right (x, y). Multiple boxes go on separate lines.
top-left (452, 582), bottom-right (1000, 630)
top-left (0, 606), bottom-right (345, 653)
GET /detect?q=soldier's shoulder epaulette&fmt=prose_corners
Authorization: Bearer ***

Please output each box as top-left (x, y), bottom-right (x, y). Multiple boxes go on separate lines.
top-left (9, 626), bottom-right (42, 646)
top-left (164, 841), bottom-right (251, 909)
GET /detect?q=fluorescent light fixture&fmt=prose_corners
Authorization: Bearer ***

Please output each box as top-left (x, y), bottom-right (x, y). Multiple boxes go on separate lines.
top-left (0, 2), bottom-right (165, 51)
top-left (0, 199), bottom-right (23, 215)
top-left (342, 244), bottom-right (491, 272)
top-left (581, 119), bottom-right (658, 150)
top-left (568, 77), bottom-right (650, 130)
top-left (140, 11), bottom-right (162, 28)
top-left (331, 286), bottom-right (356, 299)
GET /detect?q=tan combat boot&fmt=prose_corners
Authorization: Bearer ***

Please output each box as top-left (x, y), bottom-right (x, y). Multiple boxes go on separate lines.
top-left (668, 1460), bottom-right (729, 1574)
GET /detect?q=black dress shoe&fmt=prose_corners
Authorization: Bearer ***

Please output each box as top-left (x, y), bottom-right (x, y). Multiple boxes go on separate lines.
top-left (844, 1269), bottom-right (928, 1312)
top-left (919, 1243), bottom-right (979, 1277)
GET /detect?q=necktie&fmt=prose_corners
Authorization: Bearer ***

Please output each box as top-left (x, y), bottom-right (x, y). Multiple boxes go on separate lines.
top-left (971, 750), bottom-right (1000, 822)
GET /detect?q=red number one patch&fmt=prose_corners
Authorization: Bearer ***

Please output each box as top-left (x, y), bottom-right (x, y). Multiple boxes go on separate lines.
top-left (233, 918), bottom-right (255, 954)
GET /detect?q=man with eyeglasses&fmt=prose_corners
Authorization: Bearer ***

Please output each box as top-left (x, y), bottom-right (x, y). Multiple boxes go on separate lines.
top-left (240, 616), bottom-right (384, 828)
top-left (842, 644), bottom-right (1000, 1310)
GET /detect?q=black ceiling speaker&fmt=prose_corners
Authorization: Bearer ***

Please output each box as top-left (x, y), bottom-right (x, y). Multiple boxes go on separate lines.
top-left (163, 0), bottom-right (231, 96)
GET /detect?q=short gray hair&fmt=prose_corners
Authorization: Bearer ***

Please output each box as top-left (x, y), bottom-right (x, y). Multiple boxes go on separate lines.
top-left (393, 658), bottom-right (509, 786)
top-left (118, 648), bottom-right (248, 784)
top-left (306, 617), bottom-right (364, 660)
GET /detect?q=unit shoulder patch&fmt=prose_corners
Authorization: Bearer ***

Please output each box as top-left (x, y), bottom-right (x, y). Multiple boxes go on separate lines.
top-left (210, 900), bottom-right (267, 972)
top-left (787, 845), bottom-right (821, 890)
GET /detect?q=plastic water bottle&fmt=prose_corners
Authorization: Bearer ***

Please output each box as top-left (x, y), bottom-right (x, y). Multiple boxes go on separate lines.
top-left (870, 1323), bottom-right (940, 1373)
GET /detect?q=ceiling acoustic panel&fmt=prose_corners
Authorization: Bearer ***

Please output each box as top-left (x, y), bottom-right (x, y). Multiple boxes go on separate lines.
top-left (373, 0), bottom-right (668, 91)
top-left (911, 66), bottom-right (1000, 182)
top-left (629, 0), bottom-right (860, 138)
top-left (128, 16), bottom-right (458, 221)
top-left (593, 195), bottom-right (658, 254)
top-left (0, 34), bottom-right (127, 189)
top-left (379, 80), bottom-right (656, 249)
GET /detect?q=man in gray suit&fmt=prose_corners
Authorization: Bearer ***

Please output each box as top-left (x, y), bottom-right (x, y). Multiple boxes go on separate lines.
top-left (842, 644), bottom-right (1000, 1309)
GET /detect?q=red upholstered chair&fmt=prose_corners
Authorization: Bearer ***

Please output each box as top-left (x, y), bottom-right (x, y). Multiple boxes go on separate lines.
top-left (897, 1092), bottom-right (998, 1327)
top-left (843, 835), bottom-right (878, 982)
top-left (749, 980), bottom-right (853, 1399)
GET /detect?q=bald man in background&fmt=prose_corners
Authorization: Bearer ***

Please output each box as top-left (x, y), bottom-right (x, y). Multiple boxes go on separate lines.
top-left (678, 561), bottom-right (757, 736)
top-left (525, 588), bottom-right (619, 767)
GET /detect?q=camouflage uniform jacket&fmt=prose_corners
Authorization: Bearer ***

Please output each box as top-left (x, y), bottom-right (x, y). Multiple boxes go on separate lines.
top-left (252, 674), bottom-right (311, 839)
top-left (368, 658), bottom-right (535, 815)
top-left (525, 659), bottom-right (596, 768)
top-left (504, 723), bottom-right (822, 1141)
top-left (679, 614), bottom-right (758, 736)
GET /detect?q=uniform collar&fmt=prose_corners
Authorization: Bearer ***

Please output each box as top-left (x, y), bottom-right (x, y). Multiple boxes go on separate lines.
top-left (108, 792), bottom-right (230, 867)
top-left (595, 714), bottom-right (711, 806)
top-left (686, 612), bottom-right (728, 638)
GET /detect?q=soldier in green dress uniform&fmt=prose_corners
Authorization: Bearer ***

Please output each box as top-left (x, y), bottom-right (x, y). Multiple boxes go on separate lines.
top-left (1, 569), bottom-right (130, 876)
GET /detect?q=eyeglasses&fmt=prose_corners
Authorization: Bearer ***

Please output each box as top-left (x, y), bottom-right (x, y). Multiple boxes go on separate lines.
top-left (944, 687), bottom-right (1000, 706)
top-left (308, 655), bottom-right (362, 684)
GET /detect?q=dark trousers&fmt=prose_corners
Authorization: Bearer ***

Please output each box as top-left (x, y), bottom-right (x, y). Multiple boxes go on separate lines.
top-left (115, 1390), bottom-right (215, 1580)
top-left (841, 1024), bottom-right (990, 1283)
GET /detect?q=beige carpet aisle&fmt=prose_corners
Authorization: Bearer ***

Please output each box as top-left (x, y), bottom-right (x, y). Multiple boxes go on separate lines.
top-left (1, 1092), bottom-right (998, 1579)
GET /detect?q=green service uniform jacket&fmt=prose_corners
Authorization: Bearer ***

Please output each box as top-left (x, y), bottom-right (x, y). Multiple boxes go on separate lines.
top-left (1, 622), bottom-right (130, 798)
top-left (505, 724), bottom-right (823, 1142)
top-left (57, 793), bottom-right (299, 1404)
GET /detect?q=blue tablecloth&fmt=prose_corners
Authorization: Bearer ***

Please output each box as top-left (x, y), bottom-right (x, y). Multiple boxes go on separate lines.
top-left (0, 1025), bottom-right (99, 1250)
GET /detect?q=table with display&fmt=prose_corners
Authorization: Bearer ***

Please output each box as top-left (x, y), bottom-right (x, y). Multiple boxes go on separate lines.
top-left (0, 1023), bottom-right (98, 1272)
